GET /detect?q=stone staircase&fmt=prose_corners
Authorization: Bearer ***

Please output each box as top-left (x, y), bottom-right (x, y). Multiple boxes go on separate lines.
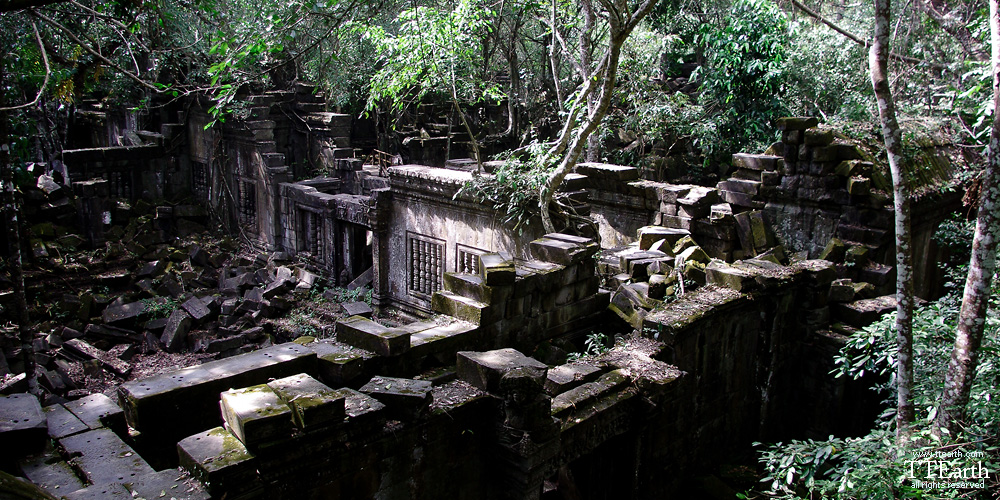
top-left (1, 392), bottom-right (208, 499)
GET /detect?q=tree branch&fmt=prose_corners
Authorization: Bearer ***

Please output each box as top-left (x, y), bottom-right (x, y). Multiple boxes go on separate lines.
top-left (30, 9), bottom-right (161, 92)
top-left (0, 19), bottom-right (50, 111)
top-left (789, 0), bottom-right (950, 70)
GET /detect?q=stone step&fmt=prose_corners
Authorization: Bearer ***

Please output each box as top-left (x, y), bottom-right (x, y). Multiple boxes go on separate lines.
top-left (336, 315), bottom-right (410, 356)
top-left (296, 102), bottom-right (325, 113)
top-left (408, 319), bottom-right (480, 360)
top-left (544, 362), bottom-right (603, 395)
top-left (63, 393), bottom-right (126, 434)
top-left (19, 450), bottom-right (86, 494)
top-left (43, 404), bottom-right (89, 439)
top-left (551, 370), bottom-right (630, 420)
top-left (300, 339), bottom-right (368, 386)
top-left (60, 428), bottom-right (154, 486)
top-left (831, 295), bottom-right (897, 328)
top-left (443, 272), bottom-right (494, 303)
top-left (118, 343), bottom-right (317, 447)
top-left (0, 393), bottom-right (47, 457)
top-left (431, 290), bottom-right (499, 325)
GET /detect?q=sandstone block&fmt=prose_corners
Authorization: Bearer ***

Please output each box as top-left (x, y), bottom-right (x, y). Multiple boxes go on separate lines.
top-left (457, 348), bottom-right (547, 393)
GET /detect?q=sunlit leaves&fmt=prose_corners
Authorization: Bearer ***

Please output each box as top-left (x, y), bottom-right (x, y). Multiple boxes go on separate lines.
top-left (364, 0), bottom-right (504, 114)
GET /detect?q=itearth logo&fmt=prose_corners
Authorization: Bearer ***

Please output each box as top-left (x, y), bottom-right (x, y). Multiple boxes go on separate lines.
top-left (906, 450), bottom-right (993, 490)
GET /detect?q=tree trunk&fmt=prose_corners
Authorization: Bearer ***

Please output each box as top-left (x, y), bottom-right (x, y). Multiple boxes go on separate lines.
top-left (579, 0), bottom-right (598, 162)
top-left (934, 0), bottom-right (1000, 437)
top-left (538, 0), bottom-right (660, 233)
top-left (0, 62), bottom-right (40, 396)
top-left (870, 0), bottom-right (915, 447)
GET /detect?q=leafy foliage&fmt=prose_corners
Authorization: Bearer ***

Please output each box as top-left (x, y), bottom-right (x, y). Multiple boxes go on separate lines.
top-left (695, 0), bottom-right (789, 163)
top-left (363, 0), bottom-right (503, 114)
top-left (757, 252), bottom-right (1000, 499)
top-left (457, 141), bottom-right (552, 232)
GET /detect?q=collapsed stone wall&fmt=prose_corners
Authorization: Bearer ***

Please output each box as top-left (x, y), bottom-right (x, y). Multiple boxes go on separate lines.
top-left (580, 118), bottom-right (966, 299)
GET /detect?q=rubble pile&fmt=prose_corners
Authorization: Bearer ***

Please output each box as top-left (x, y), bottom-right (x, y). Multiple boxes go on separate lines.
top-left (2, 181), bottom-right (366, 400)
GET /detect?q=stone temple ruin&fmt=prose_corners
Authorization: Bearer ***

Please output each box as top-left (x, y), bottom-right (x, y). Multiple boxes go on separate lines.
top-left (0, 88), bottom-right (970, 499)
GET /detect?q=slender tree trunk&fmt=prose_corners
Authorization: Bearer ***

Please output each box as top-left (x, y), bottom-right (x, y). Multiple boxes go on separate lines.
top-left (0, 63), bottom-right (39, 396)
top-left (579, 0), bottom-right (598, 162)
top-left (870, 0), bottom-right (915, 447)
top-left (934, 0), bottom-right (1000, 437)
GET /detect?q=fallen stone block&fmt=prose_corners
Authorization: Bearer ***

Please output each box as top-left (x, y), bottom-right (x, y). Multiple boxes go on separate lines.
top-left (220, 384), bottom-right (294, 448)
top-left (795, 259), bottom-right (838, 286)
top-left (529, 236), bottom-right (596, 265)
top-left (776, 117), bottom-right (819, 131)
top-left (118, 344), bottom-right (316, 446)
top-left (804, 128), bottom-right (835, 146)
top-left (432, 290), bottom-right (500, 324)
top-left (677, 245), bottom-right (710, 265)
top-left (136, 260), bottom-right (167, 279)
top-left (360, 375), bottom-right (432, 417)
top-left (178, 427), bottom-right (259, 498)
top-left (574, 162), bottom-right (639, 181)
top-left (0, 393), bottom-right (47, 456)
top-left (444, 272), bottom-right (500, 304)
top-left (63, 339), bottom-right (133, 377)
top-left (301, 340), bottom-right (366, 386)
top-left (731, 153), bottom-right (782, 171)
top-left (160, 308), bottom-right (192, 352)
top-left (267, 373), bottom-right (345, 429)
top-left (706, 261), bottom-right (759, 292)
top-left (341, 301), bottom-right (373, 318)
top-left (820, 237), bottom-right (846, 262)
top-left (677, 186), bottom-right (719, 210)
top-left (124, 469), bottom-right (210, 500)
top-left (205, 334), bottom-right (248, 354)
top-left (181, 296), bottom-right (212, 322)
top-left (457, 348), bottom-right (547, 393)
top-left (407, 319), bottom-right (481, 361)
top-left (858, 262), bottom-right (894, 286)
top-left (551, 370), bottom-right (629, 419)
top-left (101, 301), bottom-right (147, 327)
top-left (83, 324), bottom-right (142, 344)
top-left (262, 278), bottom-right (293, 300)
top-left (636, 226), bottom-right (688, 252)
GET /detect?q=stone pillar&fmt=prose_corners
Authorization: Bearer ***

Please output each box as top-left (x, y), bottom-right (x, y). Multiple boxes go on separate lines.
top-left (456, 349), bottom-right (559, 500)
top-left (495, 367), bottom-right (560, 500)
top-left (369, 188), bottom-right (391, 313)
